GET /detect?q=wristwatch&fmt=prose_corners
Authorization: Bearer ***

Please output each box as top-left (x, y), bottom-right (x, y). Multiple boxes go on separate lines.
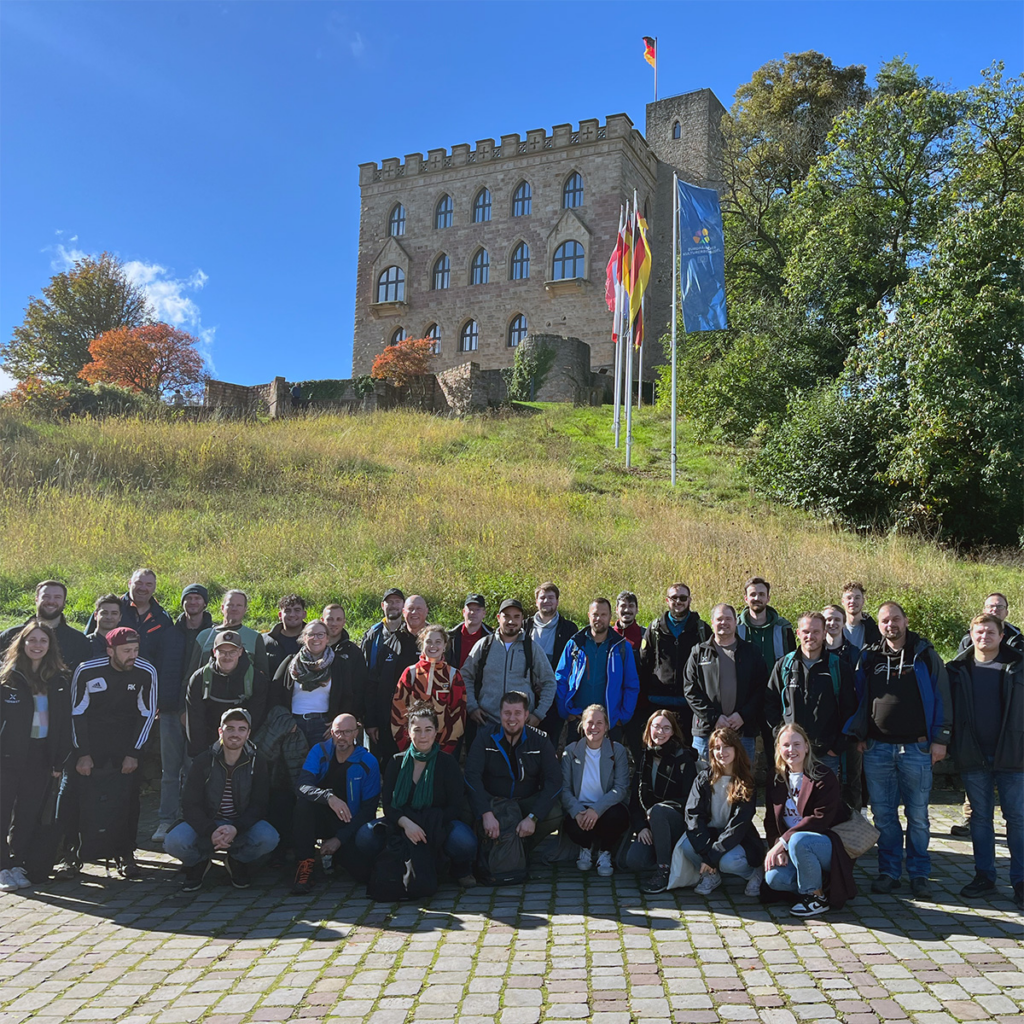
top-left (527, 812), bottom-right (537, 822)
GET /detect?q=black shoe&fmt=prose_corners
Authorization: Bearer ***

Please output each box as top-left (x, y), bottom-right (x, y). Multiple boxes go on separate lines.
top-left (181, 859), bottom-right (211, 892)
top-left (910, 876), bottom-right (932, 899)
top-left (116, 855), bottom-right (142, 880)
top-left (949, 822), bottom-right (971, 838)
top-left (790, 894), bottom-right (830, 917)
top-left (53, 858), bottom-right (81, 881)
top-left (226, 857), bottom-right (250, 889)
top-left (291, 858), bottom-right (316, 895)
top-left (641, 865), bottom-right (670, 894)
top-left (871, 874), bottom-right (901, 894)
top-left (960, 873), bottom-right (996, 899)
top-left (1013, 882), bottom-right (1023, 911)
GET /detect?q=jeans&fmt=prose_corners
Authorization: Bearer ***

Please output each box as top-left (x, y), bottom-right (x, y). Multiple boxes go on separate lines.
top-left (678, 834), bottom-right (756, 879)
top-left (764, 831), bottom-right (832, 895)
top-left (293, 714), bottom-right (330, 748)
top-left (159, 714), bottom-right (191, 825)
top-left (365, 819), bottom-right (479, 877)
top-left (961, 762), bottom-right (1024, 886)
top-left (862, 739), bottom-right (933, 880)
top-left (165, 819), bottom-right (279, 866)
top-left (694, 734), bottom-right (756, 764)
top-left (818, 753), bottom-right (842, 781)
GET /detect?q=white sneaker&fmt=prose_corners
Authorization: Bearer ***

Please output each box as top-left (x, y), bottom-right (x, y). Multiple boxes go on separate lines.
top-left (576, 848), bottom-right (593, 871)
top-left (596, 851), bottom-right (614, 877)
top-left (0, 869), bottom-right (19, 892)
top-left (9, 867), bottom-right (31, 889)
top-left (694, 870), bottom-right (722, 895)
top-left (151, 823), bottom-right (170, 842)
top-left (744, 868), bottom-right (764, 897)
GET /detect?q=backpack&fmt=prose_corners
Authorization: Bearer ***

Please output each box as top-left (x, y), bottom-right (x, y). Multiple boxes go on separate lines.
top-left (475, 797), bottom-right (528, 886)
top-left (78, 766), bottom-right (132, 861)
top-left (366, 831), bottom-right (439, 902)
top-left (779, 651), bottom-right (841, 721)
top-left (475, 632), bottom-right (538, 698)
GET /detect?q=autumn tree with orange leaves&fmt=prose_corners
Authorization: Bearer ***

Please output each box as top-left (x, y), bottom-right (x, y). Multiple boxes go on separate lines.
top-left (369, 337), bottom-right (435, 386)
top-left (79, 324), bottom-right (207, 395)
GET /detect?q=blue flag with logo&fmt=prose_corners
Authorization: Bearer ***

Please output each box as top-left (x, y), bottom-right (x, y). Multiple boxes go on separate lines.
top-left (677, 179), bottom-right (729, 332)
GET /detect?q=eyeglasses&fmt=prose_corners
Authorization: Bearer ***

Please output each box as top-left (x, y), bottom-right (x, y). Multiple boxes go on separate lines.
top-left (306, 633), bottom-right (328, 640)
top-left (332, 728), bottom-right (357, 737)
top-left (667, 594), bottom-right (690, 602)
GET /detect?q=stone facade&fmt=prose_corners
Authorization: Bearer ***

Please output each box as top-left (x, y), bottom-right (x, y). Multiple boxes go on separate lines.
top-left (352, 89), bottom-right (725, 380)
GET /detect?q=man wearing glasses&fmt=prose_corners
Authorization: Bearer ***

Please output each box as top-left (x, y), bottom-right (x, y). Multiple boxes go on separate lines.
top-left (289, 713), bottom-right (380, 895)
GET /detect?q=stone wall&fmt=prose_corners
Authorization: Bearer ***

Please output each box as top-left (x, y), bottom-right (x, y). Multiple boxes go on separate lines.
top-left (436, 361), bottom-right (508, 415)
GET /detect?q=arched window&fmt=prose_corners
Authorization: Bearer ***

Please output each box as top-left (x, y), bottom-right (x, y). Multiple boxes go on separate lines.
top-left (507, 314), bottom-right (528, 348)
top-left (510, 242), bottom-right (530, 281)
top-left (552, 241), bottom-right (585, 280)
top-left (473, 188), bottom-right (492, 223)
top-left (376, 266), bottom-right (405, 302)
top-left (459, 320), bottom-right (479, 352)
top-left (672, 121), bottom-right (681, 140)
top-left (470, 248), bottom-right (489, 285)
top-left (432, 254), bottom-right (450, 290)
top-left (390, 327), bottom-right (407, 346)
top-left (435, 194), bottom-right (453, 229)
top-left (512, 181), bottom-right (532, 217)
top-left (563, 172), bottom-right (584, 208)
top-left (387, 204), bottom-right (406, 237)
top-left (426, 323), bottom-right (441, 355)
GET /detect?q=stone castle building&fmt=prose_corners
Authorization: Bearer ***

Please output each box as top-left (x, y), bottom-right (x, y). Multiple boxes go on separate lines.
top-left (351, 88), bottom-right (726, 378)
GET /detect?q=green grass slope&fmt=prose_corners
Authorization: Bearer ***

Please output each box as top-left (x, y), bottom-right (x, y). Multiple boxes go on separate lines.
top-left (1, 404), bottom-right (1020, 658)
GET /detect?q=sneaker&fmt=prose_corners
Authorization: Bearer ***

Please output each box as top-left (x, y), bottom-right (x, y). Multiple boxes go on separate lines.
top-left (53, 859), bottom-right (81, 881)
top-left (226, 857), bottom-right (250, 890)
top-left (910, 876), bottom-right (932, 900)
top-left (871, 874), bottom-right (901, 894)
top-left (116, 856), bottom-right (142, 880)
top-left (641, 864), bottom-right (670, 894)
top-left (949, 822), bottom-right (971, 838)
top-left (596, 851), bottom-right (614, 877)
top-left (790, 894), bottom-right (830, 917)
top-left (744, 868), bottom-right (764, 897)
top-left (576, 848), bottom-right (593, 872)
top-left (0, 869), bottom-right (18, 892)
top-left (960, 873), bottom-right (996, 899)
top-left (1013, 882), bottom-right (1023, 911)
top-left (151, 822), bottom-right (171, 842)
top-left (694, 870), bottom-right (722, 896)
top-left (291, 857), bottom-right (316, 895)
top-left (456, 874), bottom-right (478, 888)
top-left (9, 867), bottom-right (31, 890)
top-left (181, 859), bottom-right (211, 892)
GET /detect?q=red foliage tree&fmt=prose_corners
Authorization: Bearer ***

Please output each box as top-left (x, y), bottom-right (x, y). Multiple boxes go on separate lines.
top-left (369, 337), bottom-right (436, 386)
top-left (79, 324), bottom-right (207, 394)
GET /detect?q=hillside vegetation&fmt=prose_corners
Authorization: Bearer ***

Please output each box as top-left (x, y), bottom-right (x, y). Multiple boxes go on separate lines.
top-left (1, 404), bottom-right (1021, 658)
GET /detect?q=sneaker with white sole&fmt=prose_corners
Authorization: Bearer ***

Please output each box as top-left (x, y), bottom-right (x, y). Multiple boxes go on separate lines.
top-left (744, 868), bottom-right (764, 897)
top-left (0, 869), bottom-right (18, 892)
top-left (694, 870), bottom-right (722, 895)
top-left (576, 848), bottom-right (593, 871)
top-left (151, 822), bottom-right (171, 842)
top-left (9, 867), bottom-right (31, 890)
top-left (790, 894), bottom-right (830, 917)
top-left (596, 851), bottom-right (614, 877)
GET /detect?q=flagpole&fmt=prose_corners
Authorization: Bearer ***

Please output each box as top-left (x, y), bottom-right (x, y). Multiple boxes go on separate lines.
top-left (625, 315), bottom-right (634, 469)
top-left (654, 37), bottom-right (658, 101)
top-left (671, 172), bottom-right (678, 486)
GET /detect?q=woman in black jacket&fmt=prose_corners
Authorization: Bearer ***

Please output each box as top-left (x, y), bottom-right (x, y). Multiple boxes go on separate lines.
top-left (624, 710), bottom-right (699, 893)
top-left (681, 727), bottom-right (765, 897)
top-left (0, 621), bottom-right (72, 889)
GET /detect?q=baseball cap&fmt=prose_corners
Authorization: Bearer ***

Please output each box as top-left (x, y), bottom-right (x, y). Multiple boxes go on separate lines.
top-left (498, 599), bottom-right (524, 614)
top-left (465, 593), bottom-right (486, 608)
top-left (105, 627), bottom-right (140, 649)
top-left (382, 587), bottom-right (405, 602)
top-left (213, 630), bottom-right (243, 649)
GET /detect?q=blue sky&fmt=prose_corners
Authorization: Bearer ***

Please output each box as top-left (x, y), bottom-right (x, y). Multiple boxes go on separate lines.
top-left (1, 0), bottom-right (1018, 390)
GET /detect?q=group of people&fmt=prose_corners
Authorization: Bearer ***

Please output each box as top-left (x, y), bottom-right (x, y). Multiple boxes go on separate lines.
top-left (0, 572), bottom-right (1020, 915)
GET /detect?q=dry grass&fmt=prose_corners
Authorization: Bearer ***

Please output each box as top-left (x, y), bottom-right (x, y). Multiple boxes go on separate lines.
top-left (1, 404), bottom-right (1020, 657)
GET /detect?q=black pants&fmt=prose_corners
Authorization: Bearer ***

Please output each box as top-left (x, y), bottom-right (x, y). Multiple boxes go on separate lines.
top-left (59, 753), bottom-right (142, 861)
top-left (291, 799), bottom-right (373, 881)
top-left (649, 803), bottom-right (686, 865)
top-left (561, 803), bottom-right (631, 852)
top-left (1, 742), bottom-right (59, 878)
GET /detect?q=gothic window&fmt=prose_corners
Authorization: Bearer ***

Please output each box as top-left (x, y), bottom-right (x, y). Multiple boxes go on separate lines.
top-left (459, 320), bottom-right (479, 352)
top-left (426, 323), bottom-right (441, 354)
top-left (512, 181), bottom-right (532, 217)
top-left (508, 314), bottom-right (528, 347)
top-left (390, 327), bottom-right (407, 345)
top-left (510, 242), bottom-right (530, 280)
top-left (672, 121), bottom-right (681, 139)
top-left (473, 188), bottom-right (492, 223)
top-left (563, 172), bottom-right (584, 208)
top-left (435, 194), bottom-right (453, 229)
top-left (432, 254), bottom-right (450, 290)
top-left (376, 266), bottom-right (405, 302)
top-left (552, 241), bottom-right (585, 280)
top-left (387, 204), bottom-right (406, 236)
top-left (470, 248), bottom-right (490, 285)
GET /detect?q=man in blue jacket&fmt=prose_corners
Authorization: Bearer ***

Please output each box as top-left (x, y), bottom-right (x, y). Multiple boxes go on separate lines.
top-left (555, 598), bottom-right (639, 738)
top-left (848, 601), bottom-right (951, 900)
top-left (290, 713), bottom-right (380, 894)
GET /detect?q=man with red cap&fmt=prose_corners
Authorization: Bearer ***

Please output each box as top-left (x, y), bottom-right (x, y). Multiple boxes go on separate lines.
top-left (60, 626), bottom-right (159, 879)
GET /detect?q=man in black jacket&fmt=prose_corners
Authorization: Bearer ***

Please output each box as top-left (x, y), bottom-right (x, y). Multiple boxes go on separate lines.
top-left (0, 580), bottom-right (92, 673)
top-left (322, 603), bottom-right (370, 723)
top-left (637, 582), bottom-right (711, 749)
top-left (947, 614), bottom-right (1024, 910)
top-left (446, 593), bottom-right (492, 671)
top-left (165, 708), bottom-right (278, 891)
top-left (465, 691), bottom-right (562, 857)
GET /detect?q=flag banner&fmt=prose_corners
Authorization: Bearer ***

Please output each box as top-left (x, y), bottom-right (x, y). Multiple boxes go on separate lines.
top-left (677, 179), bottom-right (729, 332)
top-left (629, 205), bottom-right (651, 328)
top-left (643, 37), bottom-right (656, 68)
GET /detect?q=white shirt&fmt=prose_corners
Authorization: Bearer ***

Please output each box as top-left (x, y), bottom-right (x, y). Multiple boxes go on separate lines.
top-left (579, 746), bottom-right (604, 806)
top-left (291, 679), bottom-right (331, 715)
top-left (782, 772), bottom-right (804, 829)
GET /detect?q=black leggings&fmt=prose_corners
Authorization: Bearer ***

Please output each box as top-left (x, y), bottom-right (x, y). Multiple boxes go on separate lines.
top-left (561, 803), bottom-right (631, 852)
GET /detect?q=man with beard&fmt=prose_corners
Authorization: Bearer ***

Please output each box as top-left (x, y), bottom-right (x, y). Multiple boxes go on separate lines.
top-left (0, 580), bottom-right (92, 672)
top-left (322, 603), bottom-right (370, 722)
top-left (263, 595), bottom-right (307, 678)
top-left (176, 585), bottom-right (213, 660)
top-left (63, 627), bottom-right (159, 878)
top-left (185, 632), bottom-right (269, 757)
top-left (186, 589), bottom-right (271, 681)
top-left (613, 591), bottom-right (643, 654)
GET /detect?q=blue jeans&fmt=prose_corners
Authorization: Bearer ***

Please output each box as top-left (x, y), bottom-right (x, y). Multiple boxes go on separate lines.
top-left (862, 739), bottom-right (933, 880)
top-left (158, 714), bottom-right (191, 825)
top-left (293, 714), bottom-right (330, 748)
top-left (961, 762), bottom-right (1024, 886)
top-left (693, 734), bottom-right (756, 764)
top-left (764, 831), bottom-right (832, 894)
top-left (818, 753), bottom-right (842, 781)
top-left (165, 819), bottom-right (279, 866)
top-left (678, 834), bottom-right (756, 879)
top-left (364, 819), bottom-right (479, 877)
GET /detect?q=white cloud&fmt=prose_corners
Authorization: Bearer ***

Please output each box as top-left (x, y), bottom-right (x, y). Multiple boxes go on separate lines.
top-left (50, 241), bottom-right (88, 270)
top-left (350, 32), bottom-right (365, 58)
top-left (0, 365), bottom-right (16, 396)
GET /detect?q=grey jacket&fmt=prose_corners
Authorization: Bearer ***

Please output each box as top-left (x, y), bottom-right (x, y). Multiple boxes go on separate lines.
top-left (560, 736), bottom-right (630, 818)
top-left (462, 630), bottom-right (556, 724)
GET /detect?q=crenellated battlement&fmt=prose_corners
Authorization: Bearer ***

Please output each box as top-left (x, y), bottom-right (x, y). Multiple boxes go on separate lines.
top-left (358, 113), bottom-right (654, 186)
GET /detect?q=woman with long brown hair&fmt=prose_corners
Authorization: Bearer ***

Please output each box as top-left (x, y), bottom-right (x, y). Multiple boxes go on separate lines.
top-left (0, 621), bottom-right (72, 889)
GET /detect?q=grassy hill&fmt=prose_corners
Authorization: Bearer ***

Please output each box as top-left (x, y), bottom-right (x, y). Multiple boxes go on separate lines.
top-left (1, 403), bottom-right (1020, 658)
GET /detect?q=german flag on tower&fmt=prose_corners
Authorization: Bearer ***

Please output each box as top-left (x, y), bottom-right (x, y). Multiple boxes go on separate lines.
top-left (642, 37), bottom-right (657, 68)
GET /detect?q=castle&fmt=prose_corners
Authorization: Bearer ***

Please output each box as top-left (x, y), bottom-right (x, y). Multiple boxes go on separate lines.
top-left (351, 88), bottom-right (726, 379)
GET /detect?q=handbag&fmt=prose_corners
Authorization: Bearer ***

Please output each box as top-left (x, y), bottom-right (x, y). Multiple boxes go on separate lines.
top-left (832, 813), bottom-right (879, 858)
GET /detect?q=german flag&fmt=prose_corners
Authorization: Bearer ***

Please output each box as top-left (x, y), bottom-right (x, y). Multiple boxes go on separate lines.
top-left (643, 37), bottom-right (656, 69)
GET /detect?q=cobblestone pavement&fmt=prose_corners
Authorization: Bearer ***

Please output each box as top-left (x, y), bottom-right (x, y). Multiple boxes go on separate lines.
top-left (1, 801), bottom-right (1020, 1024)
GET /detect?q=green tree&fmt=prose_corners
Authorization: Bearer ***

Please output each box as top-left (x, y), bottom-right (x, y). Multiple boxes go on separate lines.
top-left (1, 252), bottom-right (151, 383)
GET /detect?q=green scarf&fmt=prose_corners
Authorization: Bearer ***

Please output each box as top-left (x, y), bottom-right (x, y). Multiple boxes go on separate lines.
top-left (391, 743), bottom-right (439, 812)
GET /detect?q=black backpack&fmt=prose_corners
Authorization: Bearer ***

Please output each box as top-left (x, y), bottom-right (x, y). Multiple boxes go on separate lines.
top-left (474, 633), bottom-right (538, 698)
top-left (367, 831), bottom-right (438, 902)
top-left (475, 797), bottom-right (528, 886)
top-left (78, 766), bottom-right (132, 861)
